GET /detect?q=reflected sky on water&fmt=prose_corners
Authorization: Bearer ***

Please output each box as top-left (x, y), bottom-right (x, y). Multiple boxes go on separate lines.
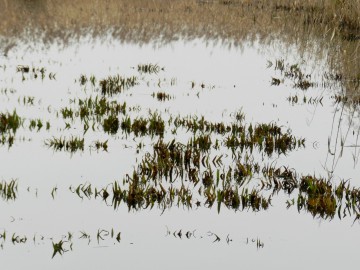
top-left (1, 1), bottom-right (360, 269)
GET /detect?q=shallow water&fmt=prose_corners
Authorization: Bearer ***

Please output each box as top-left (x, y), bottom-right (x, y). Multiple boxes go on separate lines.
top-left (1, 30), bottom-right (360, 269)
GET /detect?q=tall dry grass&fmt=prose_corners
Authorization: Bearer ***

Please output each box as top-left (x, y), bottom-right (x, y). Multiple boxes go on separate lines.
top-left (1, 0), bottom-right (359, 42)
top-left (0, 0), bottom-right (359, 93)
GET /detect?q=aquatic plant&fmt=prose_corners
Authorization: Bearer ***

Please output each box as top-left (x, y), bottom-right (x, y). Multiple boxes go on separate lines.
top-left (70, 183), bottom-right (93, 199)
top-left (298, 175), bottom-right (337, 219)
top-left (79, 74), bottom-right (88, 85)
top-left (61, 107), bottom-right (74, 120)
top-left (99, 75), bottom-right (138, 96)
top-left (0, 110), bottom-right (22, 134)
top-left (152, 91), bottom-right (172, 101)
top-left (92, 140), bottom-right (108, 152)
top-left (269, 60), bottom-right (316, 90)
top-left (148, 112), bottom-right (165, 137)
top-left (103, 114), bottom-right (119, 134)
top-left (59, 127), bottom-right (360, 223)
top-left (11, 233), bottom-right (26, 244)
top-left (20, 96), bottom-right (35, 106)
top-left (0, 179), bottom-right (18, 201)
top-left (287, 95), bottom-right (324, 106)
top-left (0, 133), bottom-right (15, 147)
top-left (131, 117), bottom-right (148, 137)
top-left (45, 136), bottom-right (85, 153)
top-left (28, 119), bottom-right (43, 132)
top-left (16, 65), bottom-right (29, 73)
top-left (52, 240), bottom-right (65, 258)
top-left (138, 63), bottom-right (163, 74)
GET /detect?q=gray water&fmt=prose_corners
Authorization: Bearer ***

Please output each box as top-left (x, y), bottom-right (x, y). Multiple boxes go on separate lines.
top-left (1, 32), bottom-right (359, 269)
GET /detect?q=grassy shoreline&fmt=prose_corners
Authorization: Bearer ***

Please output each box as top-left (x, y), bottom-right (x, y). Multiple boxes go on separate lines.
top-left (0, 0), bottom-right (359, 94)
top-left (1, 1), bottom-right (359, 40)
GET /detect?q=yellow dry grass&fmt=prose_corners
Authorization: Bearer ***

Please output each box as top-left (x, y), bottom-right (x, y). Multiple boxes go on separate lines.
top-left (0, 0), bottom-right (359, 93)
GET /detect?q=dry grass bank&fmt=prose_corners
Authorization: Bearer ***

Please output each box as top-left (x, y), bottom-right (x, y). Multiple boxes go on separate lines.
top-left (1, 0), bottom-right (359, 42)
top-left (0, 0), bottom-right (359, 93)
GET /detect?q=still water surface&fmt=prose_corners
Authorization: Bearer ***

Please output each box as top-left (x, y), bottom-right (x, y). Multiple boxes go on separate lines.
top-left (1, 32), bottom-right (359, 269)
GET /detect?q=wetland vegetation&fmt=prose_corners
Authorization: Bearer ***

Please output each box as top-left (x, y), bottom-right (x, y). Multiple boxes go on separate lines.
top-left (0, 0), bottom-right (359, 269)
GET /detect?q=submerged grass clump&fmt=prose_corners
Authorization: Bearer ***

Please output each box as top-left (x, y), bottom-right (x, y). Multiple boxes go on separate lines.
top-left (45, 136), bottom-right (85, 153)
top-left (78, 96), bottom-right (127, 121)
top-left (99, 75), bottom-right (138, 96)
top-left (298, 176), bottom-right (337, 219)
top-left (287, 95), bottom-right (324, 106)
top-left (52, 240), bottom-right (66, 258)
top-left (28, 119), bottom-right (43, 132)
top-left (116, 112), bottom-right (165, 137)
top-left (0, 228), bottom-right (125, 256)
top-left (0, 133), bottom-right (15, 147)
top-left (138, 63), bottom-right (163, 74)
top-left (0, 179), bottom-right (18, 201)
top-left (58, 126), bottom-right (360, 223)
top-left (16, 66), bottom-right (54, 80)
top-left (92, 140), bottom-right (108, 152)
top-left (59, 96), bottom-right (127, 135)
top-left (0, 110), bottom-right (21, 147)
top-left (148, 112), bottom-right (165, 137)
top-left (0, 110), bottom-right (22, 134)
top-left (103, 114), bottom-right (119, 135)
top-left (152, 91), bottom-right (172, 101)
top-left (78, 74), bottom-right (96, 87)
top-left (61, 107), bottom-right (74, 119)
top-left (269, 59), bottom-right (316, 90)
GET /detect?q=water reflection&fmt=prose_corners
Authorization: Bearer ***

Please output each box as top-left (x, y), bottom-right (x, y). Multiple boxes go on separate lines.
top-left (1, 1), bottom-right (360, 269)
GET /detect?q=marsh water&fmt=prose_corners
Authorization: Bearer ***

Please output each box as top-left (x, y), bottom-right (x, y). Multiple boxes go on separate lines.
top-left (1, 1), bottom-right (360, 269)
